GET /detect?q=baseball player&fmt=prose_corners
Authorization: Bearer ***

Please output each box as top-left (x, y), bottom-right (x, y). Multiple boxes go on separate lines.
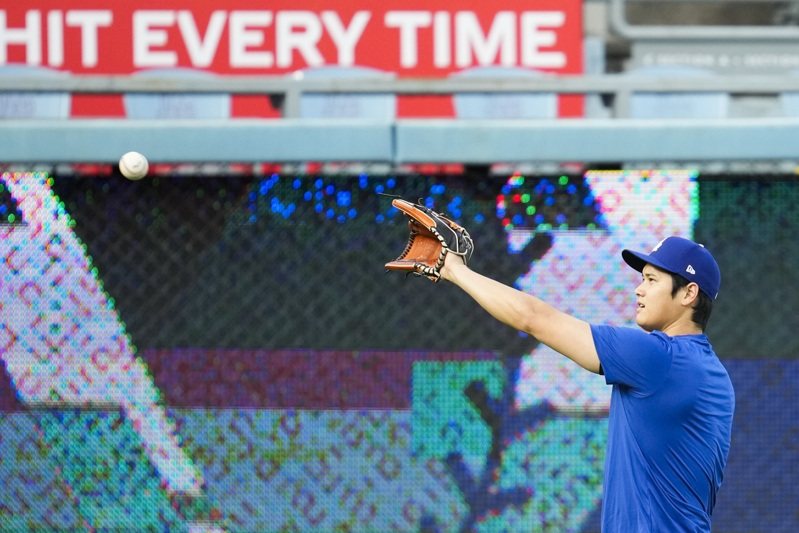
top-left (439, 234), bottom-right (735, 532)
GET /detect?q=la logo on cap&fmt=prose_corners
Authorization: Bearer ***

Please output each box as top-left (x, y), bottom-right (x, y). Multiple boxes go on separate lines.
top-left (651, 238), bottom-right (666, 252)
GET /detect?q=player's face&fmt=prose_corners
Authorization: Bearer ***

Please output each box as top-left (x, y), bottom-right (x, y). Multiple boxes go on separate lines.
top-left (634, 264), bottom-right (682, 332)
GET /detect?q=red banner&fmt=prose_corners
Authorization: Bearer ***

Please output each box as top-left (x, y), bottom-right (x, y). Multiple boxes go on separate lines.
top-left (1, 1), bottom-right (583, 117)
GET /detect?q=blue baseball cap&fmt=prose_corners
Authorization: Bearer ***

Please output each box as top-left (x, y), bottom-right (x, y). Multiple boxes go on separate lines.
top-left (622, 236), bottom-right (721, 300)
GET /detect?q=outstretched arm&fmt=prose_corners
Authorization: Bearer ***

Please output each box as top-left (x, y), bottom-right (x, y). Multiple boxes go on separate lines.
top-left (441, 254), bottom-right (601, 374)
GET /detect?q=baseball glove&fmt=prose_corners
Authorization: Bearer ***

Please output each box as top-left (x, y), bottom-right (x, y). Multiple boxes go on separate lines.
top-left (385, 198), bottom-right (474, 282)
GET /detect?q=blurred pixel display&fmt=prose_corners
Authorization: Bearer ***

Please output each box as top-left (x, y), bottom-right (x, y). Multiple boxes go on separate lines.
top-left (1, 170), bottom-right (797, 532)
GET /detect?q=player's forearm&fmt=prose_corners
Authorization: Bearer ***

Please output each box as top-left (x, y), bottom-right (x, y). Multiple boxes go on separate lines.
top-left (442, 261), bottom-right (545, 335)
top-left (442, 260), bottom-right (601, 373)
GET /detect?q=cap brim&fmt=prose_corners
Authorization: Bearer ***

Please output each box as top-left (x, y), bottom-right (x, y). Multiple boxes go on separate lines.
top-left (622, 249), bottom-right (673, 275)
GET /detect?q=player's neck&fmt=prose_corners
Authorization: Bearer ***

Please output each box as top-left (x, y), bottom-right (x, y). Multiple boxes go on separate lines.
top-left (660, 315), bottom-right (703, 337)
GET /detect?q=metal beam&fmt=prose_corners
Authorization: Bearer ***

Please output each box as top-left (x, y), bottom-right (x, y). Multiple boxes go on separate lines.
top-left (395, 118), bottom-right (799, 163)
top-left (3, 74), bottom-right (799, 94)
top-left (2, 118), bottom-right (799, 164)
top-left (0, 120), bottom-right (394, 163)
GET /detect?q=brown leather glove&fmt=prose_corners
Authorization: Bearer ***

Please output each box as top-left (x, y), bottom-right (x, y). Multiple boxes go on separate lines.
top-left (385, 198), bottom-right (474, 282)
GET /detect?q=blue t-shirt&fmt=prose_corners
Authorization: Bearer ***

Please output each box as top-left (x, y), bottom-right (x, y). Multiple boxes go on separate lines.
top-left (591, 325), bottom-right (735, 533)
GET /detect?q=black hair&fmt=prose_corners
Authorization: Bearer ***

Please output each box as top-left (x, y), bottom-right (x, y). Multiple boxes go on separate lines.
top-left (669, 273), bottom-right (713, 331)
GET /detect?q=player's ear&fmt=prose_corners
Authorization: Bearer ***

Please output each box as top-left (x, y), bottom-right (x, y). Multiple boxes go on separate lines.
top-left (682, 282), bottom-right (700, 306)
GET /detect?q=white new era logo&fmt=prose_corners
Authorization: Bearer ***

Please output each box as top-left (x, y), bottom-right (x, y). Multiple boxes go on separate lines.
top-left (686, 265), bottom-right (696, 275)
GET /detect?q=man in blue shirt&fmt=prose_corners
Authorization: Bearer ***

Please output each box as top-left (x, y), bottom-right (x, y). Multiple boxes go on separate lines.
top-left (440, 236), bottom-right (735, 532)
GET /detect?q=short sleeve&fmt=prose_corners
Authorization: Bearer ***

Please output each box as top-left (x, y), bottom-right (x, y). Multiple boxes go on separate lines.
top-left (591, 324), bottom-right (672, 393)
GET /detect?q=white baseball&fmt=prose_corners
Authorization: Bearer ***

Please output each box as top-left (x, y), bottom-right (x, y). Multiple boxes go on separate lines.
top-left (119, 151), bottom-right (149, 180)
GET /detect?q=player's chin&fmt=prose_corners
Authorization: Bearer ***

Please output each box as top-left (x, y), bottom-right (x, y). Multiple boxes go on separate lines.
top-left (635, 314), bottom-right (655, 332)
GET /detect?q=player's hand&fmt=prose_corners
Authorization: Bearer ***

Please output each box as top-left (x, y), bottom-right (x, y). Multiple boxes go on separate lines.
top-left (441, 249), bottom-right (467, 282)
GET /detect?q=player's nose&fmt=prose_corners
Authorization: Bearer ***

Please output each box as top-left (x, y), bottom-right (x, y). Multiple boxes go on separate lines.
top-left (634, 281), bottom-right (645, 297)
